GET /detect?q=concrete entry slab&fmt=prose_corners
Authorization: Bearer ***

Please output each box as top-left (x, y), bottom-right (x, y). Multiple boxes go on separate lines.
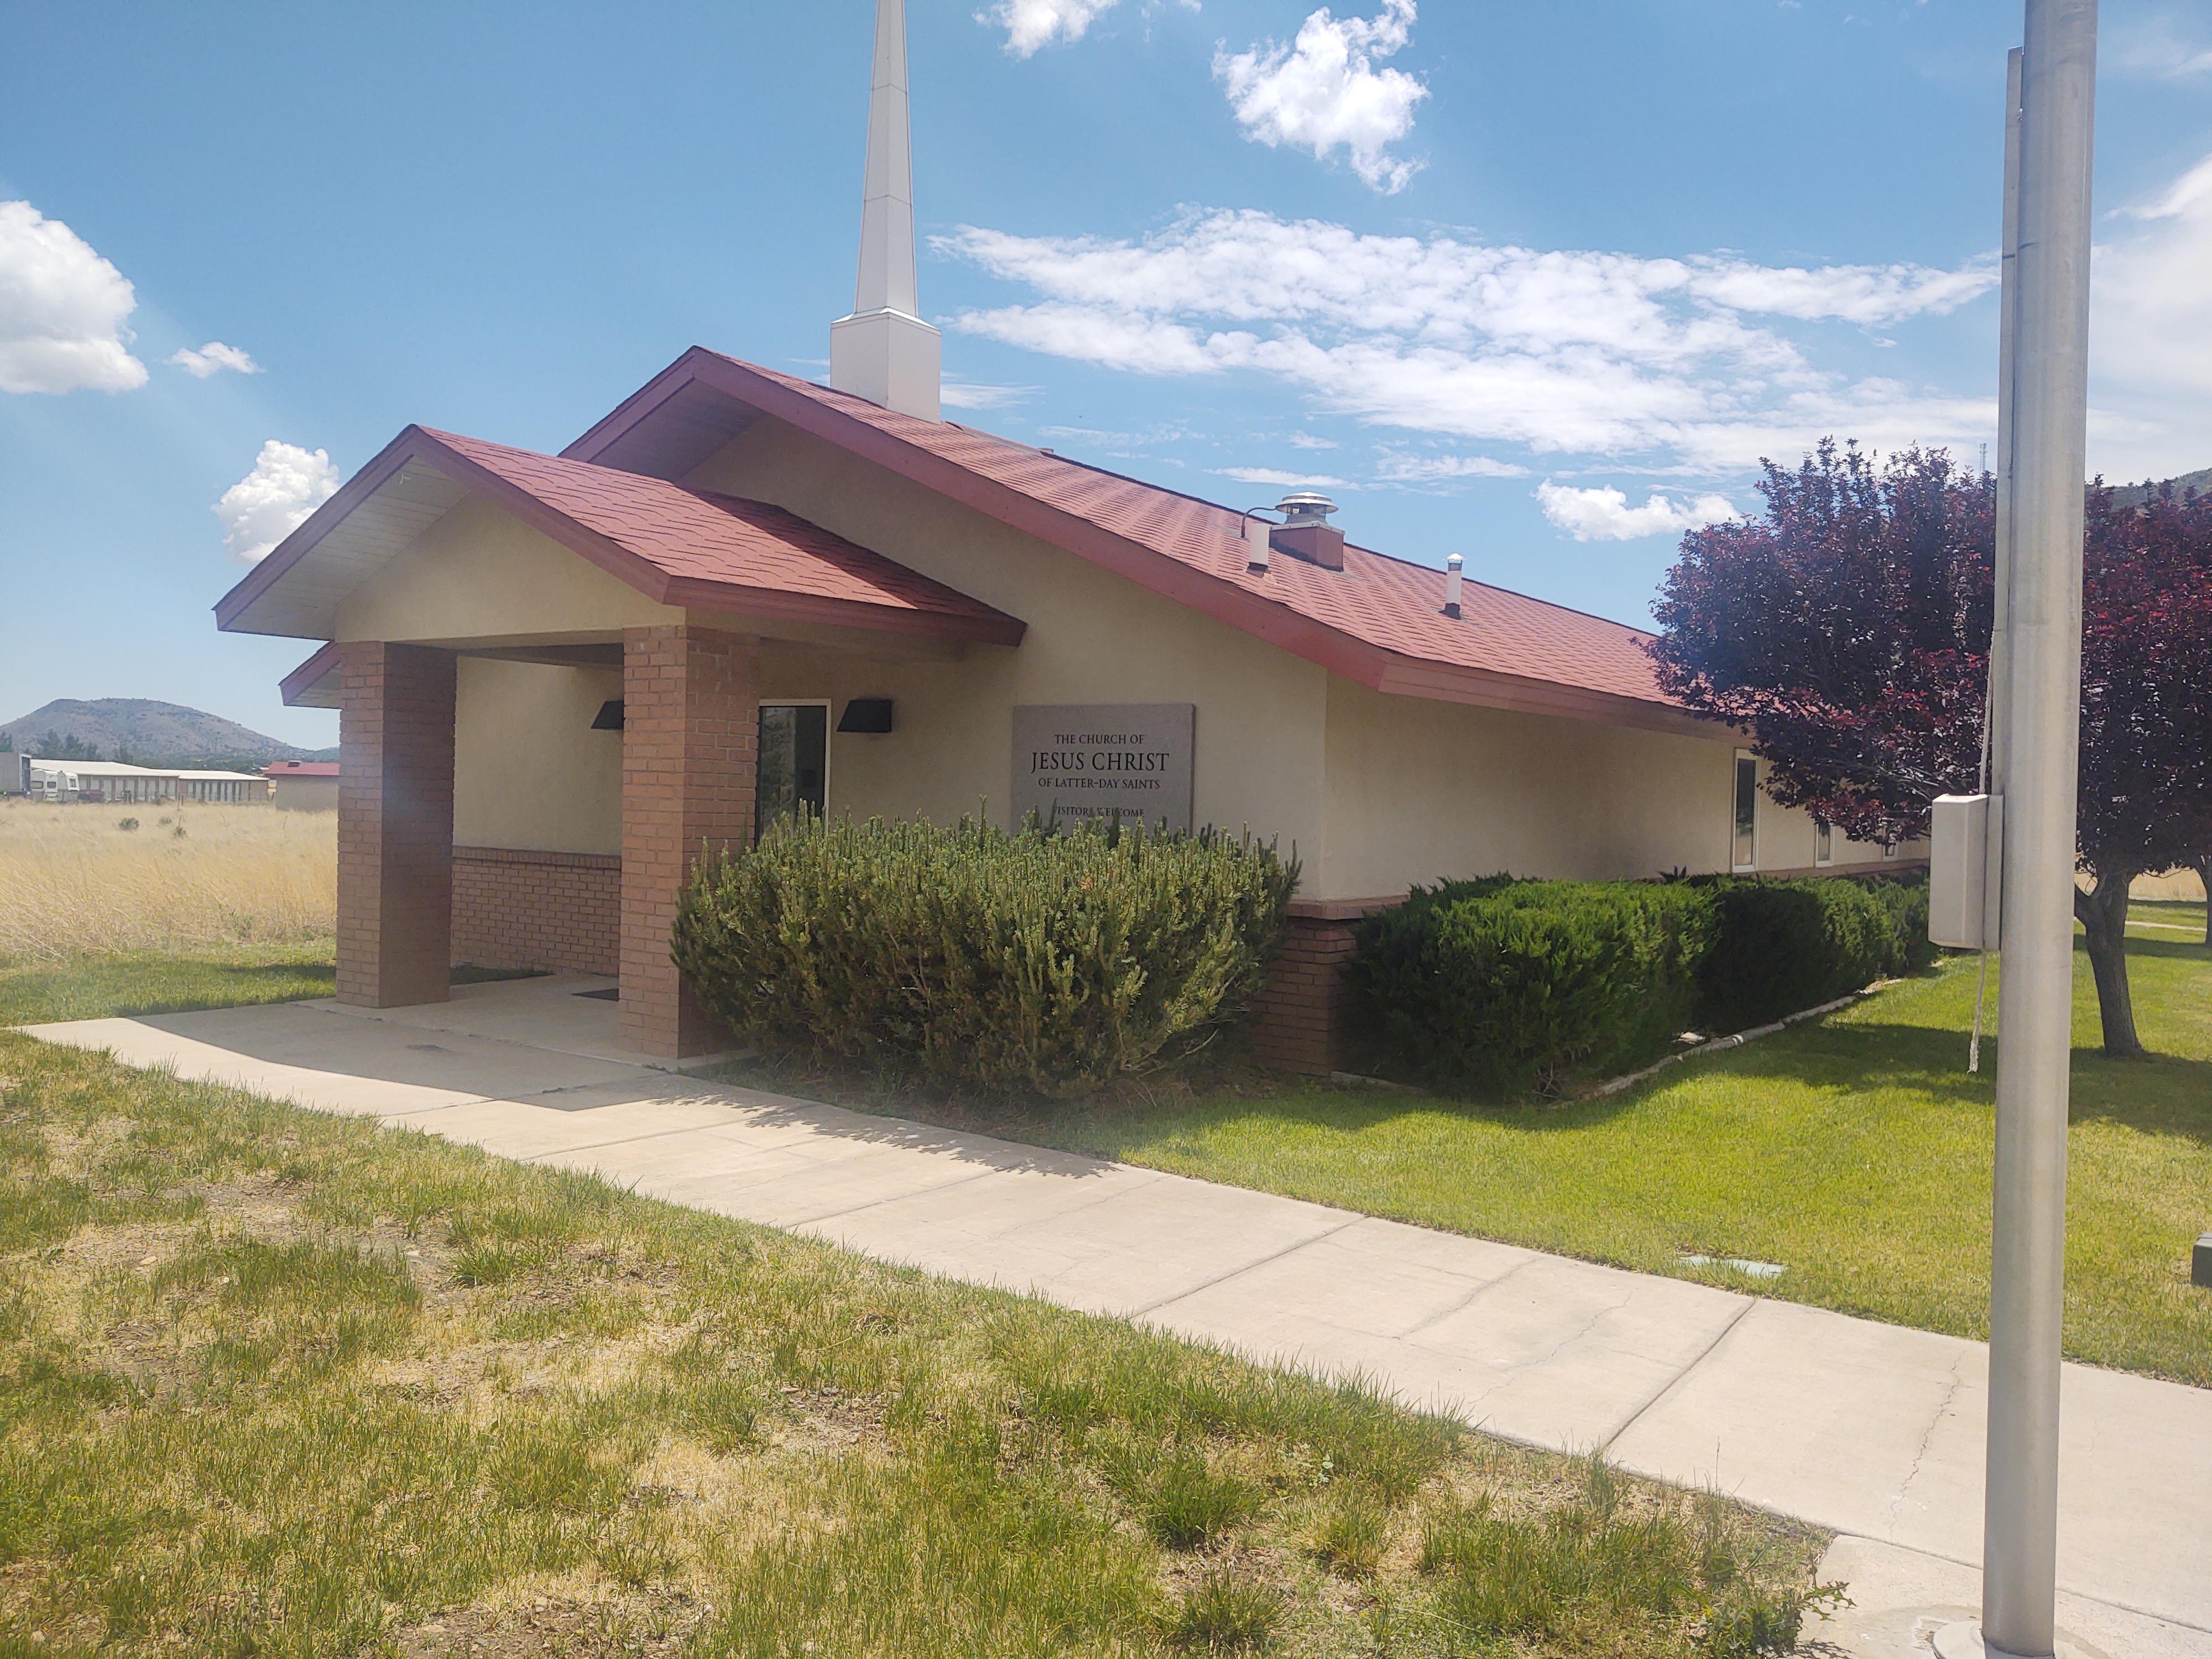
top-left (311, 972), bottom-right (741, 1073)
top-left (12, 984), bottom-right (2211, 1651)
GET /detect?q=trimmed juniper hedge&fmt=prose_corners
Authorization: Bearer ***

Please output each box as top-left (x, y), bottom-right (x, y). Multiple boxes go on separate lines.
top-left (1345, 872), bottom-right (1936, 1100)
top-left (1343, 879), bottom-right (1713, 1099)
top-left (672, 813), bottom-right (1297, 1099)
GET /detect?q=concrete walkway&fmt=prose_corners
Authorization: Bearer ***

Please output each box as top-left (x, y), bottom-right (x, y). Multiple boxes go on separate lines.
top-left (19, 974), bottom-right (2211, 1658)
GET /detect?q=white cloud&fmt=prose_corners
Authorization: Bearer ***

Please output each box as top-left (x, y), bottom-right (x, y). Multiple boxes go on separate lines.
top-left (166, 340), bottom-right (261, 378)
top-left (215, 441), bottom-right (341, 563)
top-left (1681, 258), bottom-right (1995, 325)
top-left (1536, 482), bottom-right (1738, 542)
top-left (2108, 13), bottom-right (2212, 79)
top-left (0, 201), bottom-right (148, 395)
top-left (2088, 153), bottom-right (2212, 479)
top-left (940, 378), bottom-right (1037, 410)
top-left (1214, 466), bottom-right (1352, 488)
top-left (979, 0), bottom-right (1120, 56)
top-left (936, 210), bottom-right (1999, 472)
top-left (1375, 450), bottom-right (1528, 482)
top-left (1285, 432), bottom-right (1339, 449)
top-left (1213, 0), bottom-right (1427, 193)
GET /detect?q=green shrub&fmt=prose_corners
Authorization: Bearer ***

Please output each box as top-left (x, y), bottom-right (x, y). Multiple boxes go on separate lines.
top-left (1343, 879), bottom-right (1712, 1098)
top-left (1693, 878), bottom-right (1894, 1034)
top-left (1343, 868), bottom-right (1938, 1100)
top-left (1856, 872), bottom-right (1938, 979)
top-left (672, 813), bottom-right (1297, 1099)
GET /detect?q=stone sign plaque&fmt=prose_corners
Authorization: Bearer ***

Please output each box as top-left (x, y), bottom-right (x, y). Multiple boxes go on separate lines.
top-left (1012, 703), bottom-right (1196, 833)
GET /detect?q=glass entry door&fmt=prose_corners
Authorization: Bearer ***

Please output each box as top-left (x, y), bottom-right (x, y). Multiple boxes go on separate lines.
top-left (757, 703), bottom-right (828, 839)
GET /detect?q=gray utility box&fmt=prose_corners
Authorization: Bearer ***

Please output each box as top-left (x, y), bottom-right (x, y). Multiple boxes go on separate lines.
top-left (1930, 794), bottom-right (2005, 951)
top-left (2196, 1235), bottom-right (2212, 1291)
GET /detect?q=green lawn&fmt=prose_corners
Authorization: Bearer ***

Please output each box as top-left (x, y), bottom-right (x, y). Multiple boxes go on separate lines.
top-left (2129, 898), bottom-right (2206, 942)
top-left (0, 943), bottom-right (529, 1029)
top-left (0, 1033), bottom-right (1833, 1657)
top-left (838, 930), bottom-right (2212, 1390)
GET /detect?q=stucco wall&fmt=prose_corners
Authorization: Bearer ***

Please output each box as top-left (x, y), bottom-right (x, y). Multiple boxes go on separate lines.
top-left (335, 496), bottom-right (677, 646)
top-left (1317, 679), bottom-right (1904, 897)
top-left (337, 422), bottom-right (1914, 901)
top-left (452, 657), bottom-right (624, 855)
top-left (692, 422), bottom-right (1332, 860)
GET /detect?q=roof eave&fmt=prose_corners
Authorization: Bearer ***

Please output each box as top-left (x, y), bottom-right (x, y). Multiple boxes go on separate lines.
top-left (1370, 655), bottom-right (1722, 738)
top-left (214, 430), bottom-right (427, 634)
top-left (226, 419), bottom-right (1026, 651)
top-left (280, 641), bottom-right (344, 708)
top-left (570, 352), bottom-right (1703, 736)
top-left (662, 577), bottom-right (1025, 647)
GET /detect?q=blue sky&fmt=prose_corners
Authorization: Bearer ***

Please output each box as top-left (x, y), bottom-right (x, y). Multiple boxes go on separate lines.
top-left (3, 0), bottom-right (2209, 748)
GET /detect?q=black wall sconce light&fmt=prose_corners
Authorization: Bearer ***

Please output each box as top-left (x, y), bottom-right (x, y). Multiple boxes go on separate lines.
top-left (836, 698), bottom-right (894, 734)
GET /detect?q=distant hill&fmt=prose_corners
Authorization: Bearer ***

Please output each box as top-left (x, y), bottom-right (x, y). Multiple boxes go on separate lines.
top-left (0, 699), bottom-right (337, 769)
top-left (2110, 466), bottom-right (2211, 510)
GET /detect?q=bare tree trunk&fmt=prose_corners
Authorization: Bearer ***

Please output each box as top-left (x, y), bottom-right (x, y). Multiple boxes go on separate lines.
top-left (2074, 871), bottom-right (2146, 1058)
top-left (2197, 856), bottom-right (2211, 949)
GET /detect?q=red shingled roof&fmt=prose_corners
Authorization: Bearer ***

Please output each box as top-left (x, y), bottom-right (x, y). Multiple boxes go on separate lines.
top-left (216, 425), bottom-right (1026, 648)
top-left (567, 350), bottom-right (1693, 732)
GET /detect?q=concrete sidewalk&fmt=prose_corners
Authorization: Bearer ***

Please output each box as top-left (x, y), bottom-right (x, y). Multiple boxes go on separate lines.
top-left (19, 974), bottom-right (2211, 1658)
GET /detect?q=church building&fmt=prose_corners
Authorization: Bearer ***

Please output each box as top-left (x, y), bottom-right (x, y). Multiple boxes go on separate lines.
top-left (216, 0), bottom-right (1904, 1068)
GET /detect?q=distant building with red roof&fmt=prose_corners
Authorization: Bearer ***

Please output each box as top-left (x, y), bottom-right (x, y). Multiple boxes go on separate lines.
top-left (214, 0), bottom-right (1904, 1069)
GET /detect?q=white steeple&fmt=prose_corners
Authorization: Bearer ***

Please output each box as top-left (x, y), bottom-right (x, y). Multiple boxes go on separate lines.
top-left (829, 0), bottom-right (942, 421)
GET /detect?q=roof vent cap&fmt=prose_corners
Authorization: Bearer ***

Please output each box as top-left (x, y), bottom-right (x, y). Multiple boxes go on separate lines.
top-left (1275, 491), bottom-right (1339, 528)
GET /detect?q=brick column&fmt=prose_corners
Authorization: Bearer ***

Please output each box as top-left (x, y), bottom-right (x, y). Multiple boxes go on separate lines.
top-left (1246, 910), bottom-right (1367, 1075)
top-left (336, 641), bottom-right (456, 1008)
top-left (620, 625), bottom-right (758, 1058)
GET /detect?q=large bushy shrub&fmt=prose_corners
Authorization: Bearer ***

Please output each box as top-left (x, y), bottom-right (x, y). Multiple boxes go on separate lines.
top-left (1345, 871), bottom-right (1935, 1099)
top-left (1692, 877), bottom-right (1896, 1034)
top-left (1858, 872), bottom-right (1938, 979)
top-left (672, 814), bottom-right (1297, 1099)
top-left (1342, 879), bottom-right (1713, 1098)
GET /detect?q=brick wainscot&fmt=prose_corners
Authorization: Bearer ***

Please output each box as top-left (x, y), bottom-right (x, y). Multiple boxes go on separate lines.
top-left (451, 848), bottom-right (622, 976)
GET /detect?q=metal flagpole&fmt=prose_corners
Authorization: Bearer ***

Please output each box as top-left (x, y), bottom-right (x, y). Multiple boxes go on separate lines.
top-left (1970, 48), bottom-right (2025, 1078)
top-left (1991, 45), bottom-right (2023, 804)
top-left (1974, 2), bottom-right (2098, 1656)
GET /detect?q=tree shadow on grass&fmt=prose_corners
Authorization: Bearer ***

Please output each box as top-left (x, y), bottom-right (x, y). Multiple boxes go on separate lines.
top-left (121, 960), bottom-right (338, 1015)
top-left (2, 958), bottom-right (539, 1026)
top-left (1231, 1002), bottom-right (2211, 1153)
top-left (2104, 933), bottom-right (2209, 963)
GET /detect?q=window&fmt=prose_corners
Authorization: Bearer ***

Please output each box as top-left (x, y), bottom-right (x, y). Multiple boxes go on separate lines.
top-left (1816, 822), bottom-right (1834, 867)
top-left (1732, 752), bottom-right (1759, 871)
top-left (756, 702), bottom-right (830, 840)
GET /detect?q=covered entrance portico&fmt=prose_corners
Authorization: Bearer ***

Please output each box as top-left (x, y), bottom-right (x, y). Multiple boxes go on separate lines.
top-left (238, 425), bottom-right (1026, 1059)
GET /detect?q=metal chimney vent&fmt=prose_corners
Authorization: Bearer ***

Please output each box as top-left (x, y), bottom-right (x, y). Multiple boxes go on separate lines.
top-left (1275, 491), bottom-right (1338, 528)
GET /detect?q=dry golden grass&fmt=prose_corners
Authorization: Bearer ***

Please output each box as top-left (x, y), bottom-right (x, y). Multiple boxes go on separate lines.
top-left (0, 800), bottom-right (335, 966)
top-left (2132, 867), bottom-right (2207, 902)
top-left (0, 1037), bottom-right (1834, 1657)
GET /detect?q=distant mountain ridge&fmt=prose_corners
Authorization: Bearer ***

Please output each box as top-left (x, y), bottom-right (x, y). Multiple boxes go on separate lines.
top-left (2110, 466), bottom-right (2211, 509)
top-left (0, 699), bottom-right (337, 768)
